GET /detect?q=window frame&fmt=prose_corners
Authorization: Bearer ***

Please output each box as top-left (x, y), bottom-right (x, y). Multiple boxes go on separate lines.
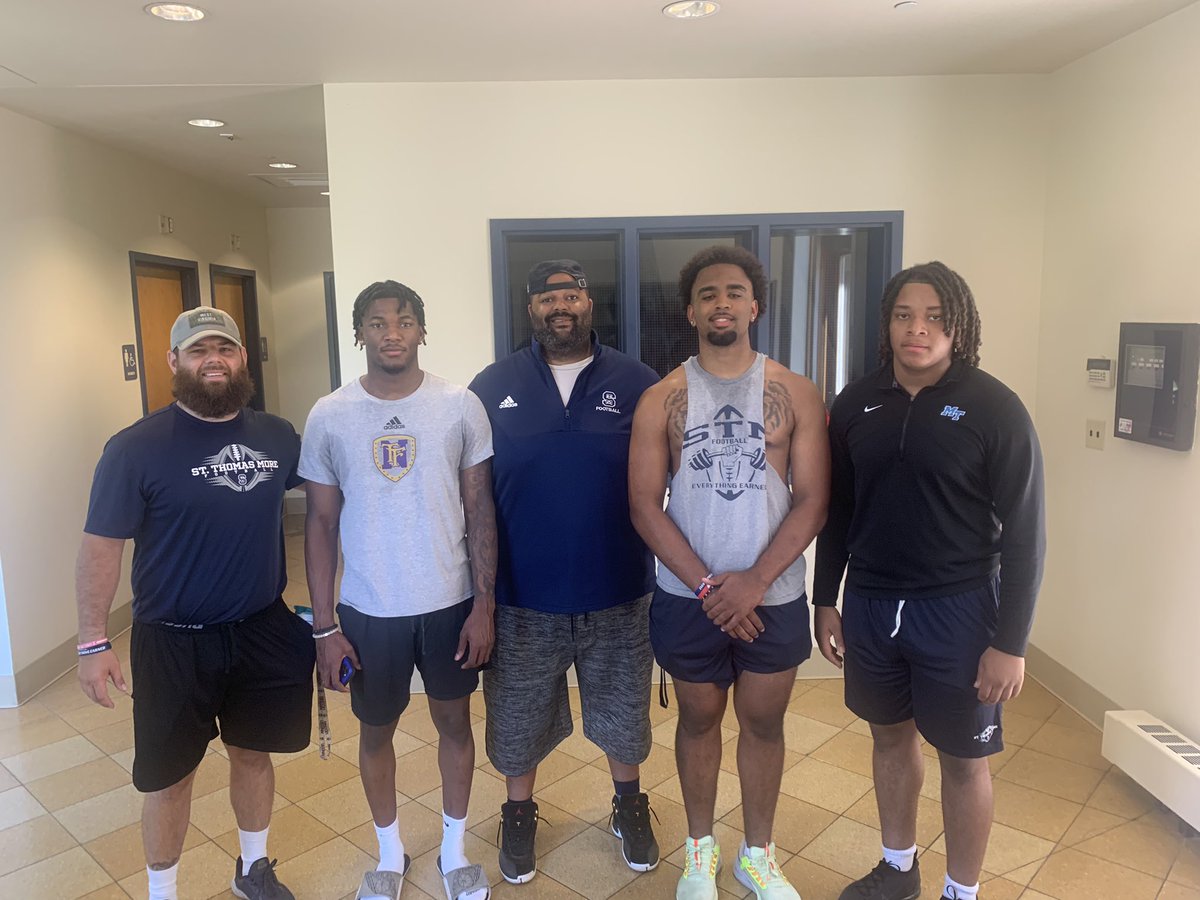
top-left (489, 211), bottom-right (904, 371)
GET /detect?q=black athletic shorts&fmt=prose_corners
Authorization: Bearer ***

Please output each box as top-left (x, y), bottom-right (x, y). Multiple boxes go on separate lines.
top-left (130, 598), bottom-right (316, 793)
top-left (842, 578), bottom-right (1004, 759)
top-left (650, 587), bottom-right (812, 689)
top-left (337, 598), bottom-right (480, 727)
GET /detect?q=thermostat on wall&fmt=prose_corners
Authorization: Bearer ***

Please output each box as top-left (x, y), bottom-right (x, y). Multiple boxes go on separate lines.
top-left (1114, 323), bottom-right (1200, 451)
top-left (1087, 357), bottom-right (1114, 388)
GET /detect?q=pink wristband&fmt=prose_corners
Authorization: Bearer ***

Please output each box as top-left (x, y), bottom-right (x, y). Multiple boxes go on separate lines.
top-left (77, 638), bottom-right (110, 650)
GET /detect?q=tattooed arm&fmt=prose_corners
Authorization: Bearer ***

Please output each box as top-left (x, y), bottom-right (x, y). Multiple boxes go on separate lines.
top-left (458, 459), bottom-right (497, 668)
top-left (702, 365), bottom-right (830, 632)
top-left (629, 374), bottom-right (709, 588)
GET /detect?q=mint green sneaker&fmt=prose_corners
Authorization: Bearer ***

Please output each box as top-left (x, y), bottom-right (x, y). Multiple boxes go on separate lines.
top-left (735, 842), bottom-right (799, 900)
top-left (677, 835), bottom-right (721, 900)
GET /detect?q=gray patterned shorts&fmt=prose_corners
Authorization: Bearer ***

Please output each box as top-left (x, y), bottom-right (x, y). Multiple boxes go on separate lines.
top-left (483, 594), bottom-right (653, 776)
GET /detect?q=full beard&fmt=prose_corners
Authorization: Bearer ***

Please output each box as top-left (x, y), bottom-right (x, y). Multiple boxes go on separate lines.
top-left (532, 314), bottom-right (590, 355)
top-left (172, 365), bottom-right (256, 418)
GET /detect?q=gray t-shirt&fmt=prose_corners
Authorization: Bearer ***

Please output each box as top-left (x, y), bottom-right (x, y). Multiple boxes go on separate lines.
top-left (299, 373), bottom-right (493, 617)
top-left (657, 353), bottom-right (806, 606)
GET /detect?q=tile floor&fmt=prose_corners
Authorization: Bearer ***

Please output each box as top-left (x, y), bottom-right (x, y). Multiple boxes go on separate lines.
top-left (1, 532), bottom-right (1196, 899)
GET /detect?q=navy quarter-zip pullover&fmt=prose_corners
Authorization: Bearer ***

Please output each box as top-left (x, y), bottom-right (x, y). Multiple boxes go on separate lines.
top-left (813, 361), bottom-right (1045, 656)
top-left (469, 335), bottom-right (659, 613)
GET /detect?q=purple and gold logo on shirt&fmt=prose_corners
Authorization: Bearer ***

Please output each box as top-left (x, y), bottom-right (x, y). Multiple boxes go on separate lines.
top-left (372, 435), bottom-right (416, 482)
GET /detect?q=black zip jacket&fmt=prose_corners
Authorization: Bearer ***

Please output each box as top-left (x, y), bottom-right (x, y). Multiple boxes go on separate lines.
top-left (813, 361), bottom-right (1046, 656)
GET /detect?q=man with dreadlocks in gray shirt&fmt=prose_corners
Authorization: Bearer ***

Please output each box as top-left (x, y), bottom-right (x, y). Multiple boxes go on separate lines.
top-left (630, 246), bottom-right (830, 900)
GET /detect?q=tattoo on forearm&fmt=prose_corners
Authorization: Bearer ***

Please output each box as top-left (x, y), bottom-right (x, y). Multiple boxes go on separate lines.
top-left (462, 465), bottom-right (497, 599)
top-left (764, 380), bottom-right (794, 432)
top-left (665, 388), bottom-right (688, 441)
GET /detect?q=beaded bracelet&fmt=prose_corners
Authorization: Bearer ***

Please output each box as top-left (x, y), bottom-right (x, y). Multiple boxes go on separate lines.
top-left (312, 624), bottom-right (341, 640)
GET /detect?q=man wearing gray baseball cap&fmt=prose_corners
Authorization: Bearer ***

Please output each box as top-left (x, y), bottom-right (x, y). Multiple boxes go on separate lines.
top-left (76, 306), bottom-right (313, 900)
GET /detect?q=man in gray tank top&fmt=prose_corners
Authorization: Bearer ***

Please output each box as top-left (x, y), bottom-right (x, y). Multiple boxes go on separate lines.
top-left (629, 246), bottom-right (830, 900)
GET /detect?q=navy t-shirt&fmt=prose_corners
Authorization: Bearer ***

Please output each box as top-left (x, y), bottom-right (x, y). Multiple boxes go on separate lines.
top-left (84, 404), bottom-right (303, 625)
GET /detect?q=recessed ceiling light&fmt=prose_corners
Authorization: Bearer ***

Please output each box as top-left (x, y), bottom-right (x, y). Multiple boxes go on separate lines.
top-left (145, 4), bottom-right (206, 22)
top-left (320, 191), bottom-right (330, 196)
top-left (663, 1), bottom-right (719, 20)
top-left (893, 1), bottom-right (918, 8)
top-left (268, 161), bottom-right (298, 169)
top-left (188, 118), bottom-right (224, 128)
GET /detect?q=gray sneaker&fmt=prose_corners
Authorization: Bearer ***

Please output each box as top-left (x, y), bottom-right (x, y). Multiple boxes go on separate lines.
top-left (232, 856), bottom-right (296, 900)
top-left (838, 858), bottom-right (921, 900)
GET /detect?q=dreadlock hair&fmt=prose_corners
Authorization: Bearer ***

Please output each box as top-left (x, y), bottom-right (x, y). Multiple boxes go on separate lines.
top-left (352, 280), bottom-right (428, 348)
top-left (678, 245), bottom-right (768, 313)
top-left (878, 261), bottom-right (981, 368)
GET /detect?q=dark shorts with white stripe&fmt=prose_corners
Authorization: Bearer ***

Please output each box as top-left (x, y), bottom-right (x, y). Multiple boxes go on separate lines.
top-left (842, 577), bottom-right (1005, 759)
top-left (483, 594), bottom-right (653, 776)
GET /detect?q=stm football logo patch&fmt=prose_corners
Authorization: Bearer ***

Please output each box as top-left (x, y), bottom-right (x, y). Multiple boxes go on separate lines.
top-left (191, 444), bottom-right (280, 492)
top-left (373, 435), bottom-right (416, 482)
top-left (681, 404), bottom-right (768, 501)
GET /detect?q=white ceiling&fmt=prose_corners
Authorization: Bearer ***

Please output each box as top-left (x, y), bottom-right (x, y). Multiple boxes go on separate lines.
top-left (0, 0), bottom-right (1194, 207)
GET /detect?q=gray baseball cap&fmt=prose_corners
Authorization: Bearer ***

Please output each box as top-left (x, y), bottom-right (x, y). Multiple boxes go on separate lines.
top-left (169, 307), bottom-right (242, 351)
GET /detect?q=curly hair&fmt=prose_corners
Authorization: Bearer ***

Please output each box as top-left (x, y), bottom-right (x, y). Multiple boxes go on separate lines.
top-left (878, 261), bottom-right (981, 367)
top-left (678, 245), bottom-right (768, 313)
top-left (352, 280), bottom-right (427, 348)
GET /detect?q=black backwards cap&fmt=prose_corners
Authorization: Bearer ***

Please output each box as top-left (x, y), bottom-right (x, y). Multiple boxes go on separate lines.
top-left (526, 259), bottom-right (588, 295)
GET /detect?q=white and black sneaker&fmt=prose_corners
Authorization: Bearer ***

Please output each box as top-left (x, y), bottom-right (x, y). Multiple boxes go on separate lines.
top-left (610, 793), bottom-right (660, 872)
top-left (497, 799), bottom-right (539, 883)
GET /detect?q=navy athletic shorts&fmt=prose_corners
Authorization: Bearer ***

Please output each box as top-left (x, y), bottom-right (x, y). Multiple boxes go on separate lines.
top-left (337, 598), bottom-right (480, 727)
top-left (842, 578), bottom-right (1004, 759)
top-left (650, 586), bottom-right (812, 688)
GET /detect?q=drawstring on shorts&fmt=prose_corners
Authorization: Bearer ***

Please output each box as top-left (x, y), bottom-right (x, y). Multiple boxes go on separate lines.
top-left (889, 600), bottom-right (906, 638)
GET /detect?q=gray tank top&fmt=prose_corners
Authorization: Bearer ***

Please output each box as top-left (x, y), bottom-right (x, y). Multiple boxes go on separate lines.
top-left (657, 353), bottom-right (806, 606)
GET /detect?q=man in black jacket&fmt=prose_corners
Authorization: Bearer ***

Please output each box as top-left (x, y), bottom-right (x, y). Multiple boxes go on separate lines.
top-left (813, 262), bottom-right (1045, 900)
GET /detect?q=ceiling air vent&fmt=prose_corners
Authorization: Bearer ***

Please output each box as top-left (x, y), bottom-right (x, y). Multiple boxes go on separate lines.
top-left (251, 172), bottom-right (329, 189)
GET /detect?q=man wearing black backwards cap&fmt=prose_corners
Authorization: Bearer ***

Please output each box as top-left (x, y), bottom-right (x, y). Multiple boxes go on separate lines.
top-left (77, 307), bottom-right (312, 900)
top-left (470, 260), bottom-right (661, 884)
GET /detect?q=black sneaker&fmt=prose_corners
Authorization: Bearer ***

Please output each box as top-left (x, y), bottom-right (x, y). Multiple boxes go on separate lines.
top-left (498, 799), bottom-right (539, 884)
top-left (231, 856), bottom-right (295, 900)
top-left (838, 858), bottom-right (921, 900)
top-left (609, 792), bottom-right (660, 872)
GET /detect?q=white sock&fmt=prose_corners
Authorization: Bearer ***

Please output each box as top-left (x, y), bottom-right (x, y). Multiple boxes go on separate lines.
top-left (441, 813), bottom-right (486, 900)
top-left (239, 826), bottom-right (269, 876)
top-left (944, 875), bottom-right (979, 899)
top-left (375, 818), bottom-right (406, 873)
top-left (441, 811), bottom-right (469, 871)
top-left (882, 843), bottom-right (916, 873)
top-left (147, 863), bottom-right (179, 900)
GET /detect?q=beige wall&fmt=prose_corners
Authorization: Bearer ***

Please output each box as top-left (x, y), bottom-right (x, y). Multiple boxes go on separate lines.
top-left (323, 76), bottom-right (1050, 684)
top-left (266, 207), bottom-right (334, 434)
top-left (324, 77), bottom-right (1049, 396)
top-left (0, 106), bottom-right (274, 703)
top-left (1033, 3), bottom-right (1200, 739)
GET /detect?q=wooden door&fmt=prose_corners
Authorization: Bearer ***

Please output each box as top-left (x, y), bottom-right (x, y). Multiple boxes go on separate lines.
top-left (212, 269), bottom-right (264, 410)
top-left (212, 273), bottom-right (247, 340)
top-left (134, 264), bottom-right (185, 413)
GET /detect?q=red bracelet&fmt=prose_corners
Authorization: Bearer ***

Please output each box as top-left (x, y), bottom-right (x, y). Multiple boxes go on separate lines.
top-left (694, 574), bottom-right (715, 601)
